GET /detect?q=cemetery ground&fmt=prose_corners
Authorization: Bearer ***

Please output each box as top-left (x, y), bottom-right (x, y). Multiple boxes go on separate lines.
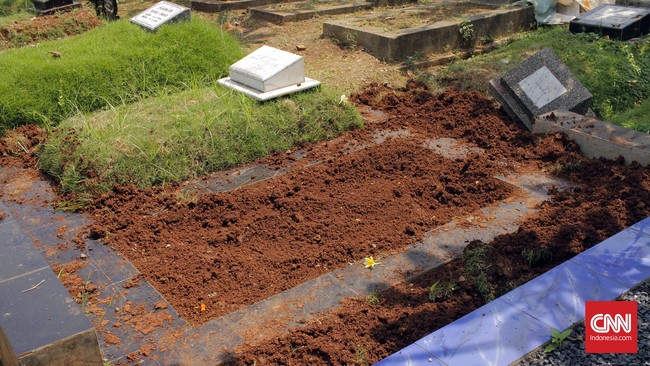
top-left (0, 0), bottom-right (649, 364)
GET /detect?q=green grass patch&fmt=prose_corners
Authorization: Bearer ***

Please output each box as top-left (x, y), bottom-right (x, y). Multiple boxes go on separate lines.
top-left (432, 26), bottom-right (650, 131)
top-left (0, 0), bottom-right (31, 16)
top-left (0, 17), bottom-right (244, 132)
top-left (38, 85), bottom-right (363, 197)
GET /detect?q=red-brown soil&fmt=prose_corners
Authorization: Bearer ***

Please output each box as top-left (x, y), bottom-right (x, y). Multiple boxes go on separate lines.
top-left (86, 84), bottom-right (551, 325)
top-left (0, 8), bottom-right (101, 49)
top-left (226, 85), bottom-right (650, 364)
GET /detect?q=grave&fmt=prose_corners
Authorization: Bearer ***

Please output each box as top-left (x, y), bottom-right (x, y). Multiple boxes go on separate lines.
top-left (218, 45), bottom-right (320, 101)
top-left (29, 0), bottom-right (80, 15)
top-left (251, 0), bottom-right (373, 25)
top-left (569, 4), bottom-right (650, 40)
top-left (322, 2), bottom-right (534, 61)
top-left (534, 110), bottom-right (650, 166)
top-left (130, 1), bottom-right (191, 32)
top-left (488, 48), bottom-right (592, 131)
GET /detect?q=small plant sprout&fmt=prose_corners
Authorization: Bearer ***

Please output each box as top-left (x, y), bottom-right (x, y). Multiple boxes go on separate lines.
top-left (428, 280), bottom-right (457, 301)
top-left (544, 327), bottom-right (572, 352)
top-left (363, 256), bottom-right (380, 269)
top-left (367, 291), bottom-right (381, 305)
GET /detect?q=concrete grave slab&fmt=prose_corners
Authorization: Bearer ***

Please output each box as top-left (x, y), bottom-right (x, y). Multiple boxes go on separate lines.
top-left (570, 4), bottom-right (650, 40)
top-left (489, 48), bottom-right (592, 130)
top-left (130, 1), bottom-right (190, 32)
top-left (534, 110), bottom-right (650, 166)
top-left (218, 45), bottom-right (320, 101)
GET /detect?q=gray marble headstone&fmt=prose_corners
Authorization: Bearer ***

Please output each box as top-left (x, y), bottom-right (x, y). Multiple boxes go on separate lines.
top-left (488, 48), bottom-right (592, 131)
top-left (218, 45), bottom-right (320, 101)
top-left (130, 1), bottom-right (190, 32)
top-left (570, 4), bottom-right (650, 40)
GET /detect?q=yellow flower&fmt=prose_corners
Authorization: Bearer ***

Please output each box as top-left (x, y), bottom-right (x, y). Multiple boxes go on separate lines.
top-left (200, 303), bottom-right (207, 312)
top-left (364, 256), bottom-right (380, 269)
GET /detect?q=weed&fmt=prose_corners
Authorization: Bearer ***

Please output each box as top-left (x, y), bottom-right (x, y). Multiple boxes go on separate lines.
top-left (367, 291), bottom-right (381, 306)
top-left (521, 247), bottom-right (553, 266)
top-left (175, 189), bottom-right (199, 205)
top-left (79, 271), bottom-right (94, 311)
top-left (462, 243), bottom-right (495, 301)
top-left (480, 34), bottom-right (494, 45)
top-left (545, 327), bottom-right (573, 352)
top-left (458, 19), bottom-right (475, 46)
top-left (428, 280), bottom-right (457, 301)
top-left (553, 161), bottom-right (582, 173)
top-left (355, 344), bottom-right (368, 365)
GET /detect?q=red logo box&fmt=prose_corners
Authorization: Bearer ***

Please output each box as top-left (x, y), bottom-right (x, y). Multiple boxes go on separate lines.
top-left (585, 301), bottom-right (637, 353)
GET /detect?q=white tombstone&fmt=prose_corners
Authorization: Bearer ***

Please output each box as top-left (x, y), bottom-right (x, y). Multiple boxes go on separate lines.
top-left (130, 1), bottom-right (190, 32)
top-left (218, 46), bottom-right (320, 101)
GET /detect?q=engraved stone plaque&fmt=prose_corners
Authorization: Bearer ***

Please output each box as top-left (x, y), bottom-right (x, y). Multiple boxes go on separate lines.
top-left (518, 66), bottom-right (567, 109)
top-left (130, 1), bottom-right (190, 32)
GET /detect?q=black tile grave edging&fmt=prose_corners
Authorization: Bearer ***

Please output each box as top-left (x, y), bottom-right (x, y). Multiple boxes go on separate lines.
top-left (323, 3), bottom-right (535, 61)
top-left (0, 210), bottom-right (103, 366)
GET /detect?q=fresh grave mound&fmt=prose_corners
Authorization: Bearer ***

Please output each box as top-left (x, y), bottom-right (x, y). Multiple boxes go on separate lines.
top-left (85, 83), bottom-right (561, 325)
top-left (226, 86), bottom-right (650, 365)
top-left (89, 137), bottom-right (513, 324)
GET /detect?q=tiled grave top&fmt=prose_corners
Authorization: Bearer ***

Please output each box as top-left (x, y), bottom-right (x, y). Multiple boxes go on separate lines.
top-left (534, 110), bottom-right (650, 166)
top-left (0, 206), bottom-right (102, 365)
top-left (500, 48), bottom-right (592, 119)
top-left (376, 217), bottom-right (650, 366)
top-left (130, 1), bottom-right (190, 31)
top-left (573, 4), bottom-right (649, 28)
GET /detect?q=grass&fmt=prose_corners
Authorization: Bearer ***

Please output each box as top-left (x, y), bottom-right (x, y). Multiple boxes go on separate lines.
top-left (462, 243), bottom-right (494, 301)
top-left (432, 26), bottom-right (650, 132)
top-left (0, 17), bottom-right (244, 132)
top-left (0, 0), bottom-right (30, 16)
top-left (38, 85), bottom-right (363, 197)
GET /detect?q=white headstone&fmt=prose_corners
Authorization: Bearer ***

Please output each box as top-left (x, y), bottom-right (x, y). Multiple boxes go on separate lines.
top-left (130, 1), bottom-right (190, 32)
top-left (218, 46), bottom-right (320, 101)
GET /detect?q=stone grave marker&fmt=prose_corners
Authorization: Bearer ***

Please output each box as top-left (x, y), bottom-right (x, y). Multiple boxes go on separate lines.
top-left (218, 45), bottom-right (320, 101)
top-left (130, 1), bottom-right (191, 32)
top-left (488, 48), bottom-right (592, 130)
top-left (570, 4), bottom-right (650, 40)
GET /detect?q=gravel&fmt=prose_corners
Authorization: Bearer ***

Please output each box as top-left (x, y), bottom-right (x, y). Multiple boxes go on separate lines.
top-left (517, 279), bottom-right (650, 366)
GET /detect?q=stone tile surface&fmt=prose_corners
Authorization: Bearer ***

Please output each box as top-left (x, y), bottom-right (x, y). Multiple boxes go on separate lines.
top-left (0, 219), bottom-right (49, 283)
top-left (0, 268), bottom-right (94, 356)
top-left (417, 298), bottom-right (550, 366)
top-left (569, 228), bottom-right (650, 287)
top-left (375, 343), bottom-right (444, 366)
top-left (500, 261), bottom-right (628, 331)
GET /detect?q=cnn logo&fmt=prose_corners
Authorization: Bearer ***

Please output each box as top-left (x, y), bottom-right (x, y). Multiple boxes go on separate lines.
top-left (590, 313), bottom-right (632, 334)
top-left (585, 301), bottom-right (637, 354)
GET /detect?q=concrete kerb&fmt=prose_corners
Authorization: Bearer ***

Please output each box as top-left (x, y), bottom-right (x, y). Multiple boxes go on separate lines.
top-left (323, 3), bottom-right (534, 61)
top-left (534, 110), bottom-right (650, 166)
